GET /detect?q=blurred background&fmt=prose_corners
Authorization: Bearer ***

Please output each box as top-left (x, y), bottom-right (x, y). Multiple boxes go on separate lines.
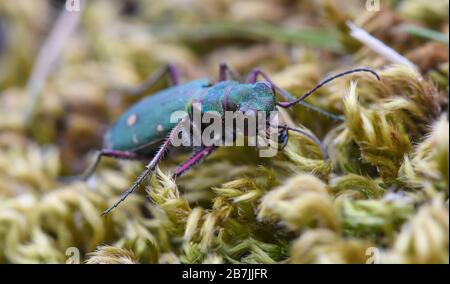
top-left (0, 0), bottom-right (448, 264)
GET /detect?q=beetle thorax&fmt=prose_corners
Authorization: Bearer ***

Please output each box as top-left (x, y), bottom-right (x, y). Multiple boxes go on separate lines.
top-left (225, 81), bottom-right (276, 114)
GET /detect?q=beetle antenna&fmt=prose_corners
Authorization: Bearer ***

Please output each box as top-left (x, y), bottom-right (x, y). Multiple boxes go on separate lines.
top-left (276, 68), bottom-right (380, 108)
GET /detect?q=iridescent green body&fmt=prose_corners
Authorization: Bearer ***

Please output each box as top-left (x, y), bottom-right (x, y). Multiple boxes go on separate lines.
top-left (82, 65), bottom-right (376, 216)
top-left (104, 79), bottom-right (276, 153)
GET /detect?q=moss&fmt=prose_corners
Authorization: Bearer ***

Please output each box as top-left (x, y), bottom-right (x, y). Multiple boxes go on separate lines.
top-left (0, 0), bottom-right (448, 264)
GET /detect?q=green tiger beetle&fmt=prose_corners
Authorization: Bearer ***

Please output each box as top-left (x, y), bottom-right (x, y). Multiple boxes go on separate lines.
top-left (70, 63), bottom-right (379, 215)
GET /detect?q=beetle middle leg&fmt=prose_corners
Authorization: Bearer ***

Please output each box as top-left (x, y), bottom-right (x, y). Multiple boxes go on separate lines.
top-left (173, 146), bottom-right (217, 178)
top-left (112, 63), bottom-right (181, 97)
top-left (245, 68), bottom-right (344, 122)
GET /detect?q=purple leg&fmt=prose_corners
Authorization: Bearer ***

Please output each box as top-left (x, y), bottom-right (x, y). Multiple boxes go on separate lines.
top-left (61, 149), bottom-right (141, 182)
top-left (286, 127), bottom-right (328, 160)
top-left (246, 68), bottom-right (296, 100)
top-left (245, 68), bottom-right (265, 84)
top-left (114, 63), bottom-right (181, 97)
top-left (218, 63), bottom-right (241, 82)
top-left (173, 146), bottom-right (217, 178)
top-left (102, 117), bottom-right (188, 216)
top-left (167, 63), bottom-right (181, 85)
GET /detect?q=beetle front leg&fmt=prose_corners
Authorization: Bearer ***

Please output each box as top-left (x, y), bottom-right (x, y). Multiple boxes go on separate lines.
top-left (285, 126), bottom-right (328, 160)
top-left (112, 63), bottom-right (181, 97)
top-left (245, 68), bottom-right (307, 101)
top-left (173, 146), bottom-right (217, 178)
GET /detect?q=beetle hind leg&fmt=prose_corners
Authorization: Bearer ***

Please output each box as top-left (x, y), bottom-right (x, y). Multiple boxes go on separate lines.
top-left (60, 149), bottom-right (139, 182)
top-left (111, 63), bottom-right (181, 97)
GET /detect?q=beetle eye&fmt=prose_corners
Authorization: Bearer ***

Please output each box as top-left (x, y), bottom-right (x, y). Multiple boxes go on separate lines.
top-left (228, 102), bottom-right (238, 111)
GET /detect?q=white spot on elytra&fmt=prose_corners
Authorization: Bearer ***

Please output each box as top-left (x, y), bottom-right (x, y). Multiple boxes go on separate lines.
top-left (127, 114), bottom-right (137, 126)
top-left (132, 134), bottom-right (139, 144)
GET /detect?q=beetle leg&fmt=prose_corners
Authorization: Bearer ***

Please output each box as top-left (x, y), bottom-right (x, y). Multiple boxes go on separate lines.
top-left (112, 63), bottom-right (181, 97)
top-left (173, 146), bottom-right (217, 178)
top-left (218, 63), bottom-right (242, 82)
top-left (286, 126), bottom-right (328, 160)
top-left (60, 149), bottom-right (141, 182)
top-left (102, 116), bottom-right (188, 216)
top-left (245, 68), bottom-right (344, 122)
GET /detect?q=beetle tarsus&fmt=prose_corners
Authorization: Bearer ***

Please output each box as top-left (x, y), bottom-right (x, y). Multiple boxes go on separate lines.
top-left (101, 168), bottom-right (151, 216)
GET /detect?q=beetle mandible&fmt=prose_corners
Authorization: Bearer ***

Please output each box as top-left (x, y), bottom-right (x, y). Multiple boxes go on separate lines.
top-left (70, 63), bottom-right (380, 215)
